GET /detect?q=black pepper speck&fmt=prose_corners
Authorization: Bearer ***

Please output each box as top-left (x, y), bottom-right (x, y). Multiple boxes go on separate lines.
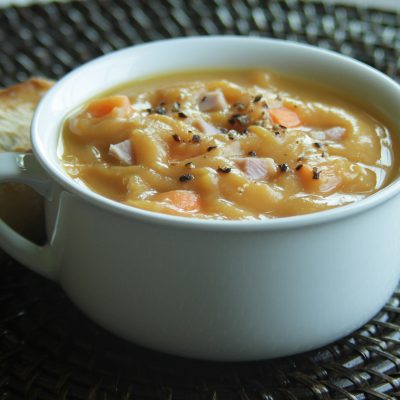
top-left (229, 114), bottom-right (249, 125)
top-left (155, 106), bottom-right (166, 115)
top-left (191, 134), bottom-right (201, 143)
top-left (179, 174), bottom-right (194, 182)
top-left (278, 163), bottom-right (289, 172)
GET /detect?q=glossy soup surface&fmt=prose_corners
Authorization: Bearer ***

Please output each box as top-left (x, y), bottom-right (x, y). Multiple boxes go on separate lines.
top-left (61, 70), bottom-right (399, 220)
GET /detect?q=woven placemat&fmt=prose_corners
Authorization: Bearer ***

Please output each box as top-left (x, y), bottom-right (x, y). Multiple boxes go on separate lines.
top-left (1, 0), bottom-right (400, 399)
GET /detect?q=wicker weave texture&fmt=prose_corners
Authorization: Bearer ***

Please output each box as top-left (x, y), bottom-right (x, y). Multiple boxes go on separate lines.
top-left (1, 0), bottom-right (400, 399)
top-left (0, 0), bottom-right (400, 86)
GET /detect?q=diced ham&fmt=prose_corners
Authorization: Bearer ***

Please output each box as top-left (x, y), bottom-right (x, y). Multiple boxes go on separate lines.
top-left (199, 90), bottom-right (227, 112)
top-left (325, 126), bottom-right (346, 141)
top-left (236, 157), bottom-right (277, 180)
top-left (109, 139), bottom-right (133, 165)
top-left (193, 118), bottom-right (219, 135)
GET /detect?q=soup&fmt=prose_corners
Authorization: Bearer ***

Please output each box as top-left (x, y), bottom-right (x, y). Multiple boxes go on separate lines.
top-left (60, 70), bottom-right (399, 220)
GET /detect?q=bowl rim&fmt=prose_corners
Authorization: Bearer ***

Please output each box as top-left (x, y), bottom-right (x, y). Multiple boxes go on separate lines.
top-left (31, 35), bottom-right (400, 232)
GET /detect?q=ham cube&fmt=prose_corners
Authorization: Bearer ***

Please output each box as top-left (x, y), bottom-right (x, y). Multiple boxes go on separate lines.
top-left (109, 139), bottom-right (133, 165)
top-left (199, 90), bottom-right (227, 112)
top-left (193, 118), bottom-right (219, 135)
top-left (236, 157), bottom-right (277, 180)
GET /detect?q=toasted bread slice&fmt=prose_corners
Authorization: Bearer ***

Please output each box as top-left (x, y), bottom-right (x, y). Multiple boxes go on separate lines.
top-left (0, 78), bottom-right (54, 250)
top-left (0, 78), bottom-right (53, 152)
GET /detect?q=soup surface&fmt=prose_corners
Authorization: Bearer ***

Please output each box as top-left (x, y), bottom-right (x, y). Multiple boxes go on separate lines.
top-left (61, 70), bottom-right (398, 220)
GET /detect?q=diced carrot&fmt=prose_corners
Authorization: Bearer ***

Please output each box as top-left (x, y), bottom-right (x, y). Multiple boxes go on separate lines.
top-left (152, 190), bottom-right (201, 212)
top-left (86, 95), bottom-right (131, 118)
top-left (297, 164), bottom-right (315, 190)
top-left (297, 164), bottom-right (341, 193)
top-left (269, 107), bottom-right (301, 128)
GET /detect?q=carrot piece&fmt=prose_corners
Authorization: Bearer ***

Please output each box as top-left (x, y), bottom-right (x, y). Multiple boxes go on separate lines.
top-left (86, 95), bottom-right (131, 118)
top-left (269, 107), bottom-right (301, 128)
top-left (297, 164), bottom-right (315, 190)
top-left (152, 190), bottom-right (201, 212)
top-left (297, 164), bottom-right (341, 193)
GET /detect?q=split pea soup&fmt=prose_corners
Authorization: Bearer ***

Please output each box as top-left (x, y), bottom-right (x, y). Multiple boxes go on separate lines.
top-left (60, 69), bottom-right (399, 220)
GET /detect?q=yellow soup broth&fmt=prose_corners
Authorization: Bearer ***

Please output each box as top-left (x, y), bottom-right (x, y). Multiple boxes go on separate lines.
top-left (61, 69), bottom-right (399, 220)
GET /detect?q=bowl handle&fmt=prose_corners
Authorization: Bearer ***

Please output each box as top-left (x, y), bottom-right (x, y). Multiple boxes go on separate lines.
top-left (0, 152), bottom-right (57, 281)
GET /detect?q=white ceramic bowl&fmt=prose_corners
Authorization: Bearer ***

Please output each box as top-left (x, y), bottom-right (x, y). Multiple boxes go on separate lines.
top-left (1, 37), bottom-right (400, 361)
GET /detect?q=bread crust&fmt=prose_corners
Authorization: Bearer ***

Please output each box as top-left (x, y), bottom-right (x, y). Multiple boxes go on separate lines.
top-left (0, 78), bottom-right (54, 248)
top-left (0, 77), bottom-right (53, 152)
